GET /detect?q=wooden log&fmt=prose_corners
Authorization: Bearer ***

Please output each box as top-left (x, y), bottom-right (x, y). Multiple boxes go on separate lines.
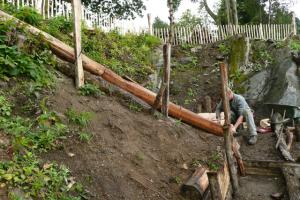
top-left (181, 167), bottom-right (209, 200)
top-left (243, 159), bottom-right (300, 176)
top-left (151, 83), bottom-right (167, 114)
top-left (220, 62), bottom-right (239, 196)
top-left (282, 166), bottom-right (300, 200)
top-left (207, 162), bottom-right (230, 200)
top-left (0, 10), bottom-right (224, 136)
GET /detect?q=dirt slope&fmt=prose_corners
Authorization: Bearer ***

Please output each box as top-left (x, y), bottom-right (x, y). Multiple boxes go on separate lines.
top-left (43, 75), bottom-right (223, 200)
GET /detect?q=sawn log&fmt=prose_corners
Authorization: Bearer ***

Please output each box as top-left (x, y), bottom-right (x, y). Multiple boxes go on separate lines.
top-left (0, 10), bottom-right (224, 136)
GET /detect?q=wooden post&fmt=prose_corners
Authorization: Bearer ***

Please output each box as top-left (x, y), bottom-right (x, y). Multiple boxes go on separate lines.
top-left (204, 95), bottom-right (212, 113)
top-left (291, 12), bottom-right (297, 36)
top-left (162, 0), bottom-right (174, 117)
top-left (151, 83), bottom-right (167, 114)
top-left (161, 43), bottom-right (171, 116)
top-left (72, 0), bottom-right (84, 88)
top-left (147, 13), bottom-right (152, 35)
top-left (219, 63), bottom-right (239, 197)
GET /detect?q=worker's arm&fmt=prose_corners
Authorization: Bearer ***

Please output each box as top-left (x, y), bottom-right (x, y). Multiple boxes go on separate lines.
top-left (232, 115), bottom-right (244, 133)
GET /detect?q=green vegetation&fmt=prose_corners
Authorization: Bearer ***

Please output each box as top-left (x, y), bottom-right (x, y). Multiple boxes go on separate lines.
top-left (81, 30), bottom-right (161, 82)
top-left (0, 19), bottom-right (86, 199)
top-left (0, 152), bottom-right (83, 199)
top-left (290, 39), bottom-right (300, 51)
top-left (135, 152), bottom-right (145, 161)
top-left (0, 95), bottom-right (12, 116)
top-left (79, 83), bottom-right (104, 97)
top-left (1, 4), bottom-right (161, 83)
top-left (0, 20), bottom-right (55, 89)
top-left (218, 42), bottom-right (230, 55)
top-left (14, 6), bottom-right (42, 26)
top-left (65, 108), bottom-right (93, 127)
top-left (206, 151), bottom-right (222, 171)
top-left (128, 101), bottom-right (143, 112)
top-left (79, 132), bottom-right (92, 142)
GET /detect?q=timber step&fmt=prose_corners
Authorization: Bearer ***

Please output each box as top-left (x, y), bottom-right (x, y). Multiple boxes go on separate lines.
top-left (282, 166), bottom-right (300, 200)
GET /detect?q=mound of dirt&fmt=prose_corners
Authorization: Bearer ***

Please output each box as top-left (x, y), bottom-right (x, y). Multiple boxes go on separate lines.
top-left (42, 75), bottom-right (223, 200)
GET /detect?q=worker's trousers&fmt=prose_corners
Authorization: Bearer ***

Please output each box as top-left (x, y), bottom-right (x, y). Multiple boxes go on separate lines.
top-left (231, 109), bottom-right (257, 136)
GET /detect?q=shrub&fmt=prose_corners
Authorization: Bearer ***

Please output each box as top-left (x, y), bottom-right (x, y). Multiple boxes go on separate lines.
top-left (14, 7), bottom-right (42, 26)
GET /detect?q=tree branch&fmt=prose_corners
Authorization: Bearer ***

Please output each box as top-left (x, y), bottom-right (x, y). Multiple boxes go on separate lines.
top-left (203, 0), bottom-right (218, 23)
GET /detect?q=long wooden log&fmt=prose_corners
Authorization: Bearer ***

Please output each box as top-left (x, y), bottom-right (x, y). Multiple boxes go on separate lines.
top-left (0, 10), bottom-right (223, 136)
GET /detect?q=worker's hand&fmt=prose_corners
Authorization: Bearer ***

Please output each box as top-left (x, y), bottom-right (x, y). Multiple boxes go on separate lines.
top-left (230, 124), bottom-right (237, 134)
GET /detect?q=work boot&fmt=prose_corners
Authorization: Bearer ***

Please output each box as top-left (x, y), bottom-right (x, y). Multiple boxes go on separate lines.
top-left (248, 135), bottom-right (257, 145)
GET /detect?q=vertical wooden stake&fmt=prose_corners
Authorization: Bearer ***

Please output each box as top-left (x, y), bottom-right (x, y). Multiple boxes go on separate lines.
top-left (162, 0), bottom-right (174, 117)
top-left (219, 63), bottom-right (239, 197)
top-left (147, 13), bottom-right (152, 35)
top-left (72, 0), bottom-right (84, 88)
top-left (161, 43), bottom-right (171, 116)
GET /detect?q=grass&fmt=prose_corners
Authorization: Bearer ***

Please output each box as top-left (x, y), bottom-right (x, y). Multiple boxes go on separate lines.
top-left (128, 101), bottom-right (143, 112)
top-left (290, 39), bottom-right (300, 51)
top-left (0, 95), bottom-right (84, 199)
top-left (79, 132), bottom-right (92, 142)
top-left (79, 83), bottom-right (104, 97)
top-left (65, 108), bottom-right (93, 127)
top-left (0, 19), bottom-right (86, 199)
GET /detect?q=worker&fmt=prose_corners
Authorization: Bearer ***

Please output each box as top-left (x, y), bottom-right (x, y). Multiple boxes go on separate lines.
top-left (215, 87), bottom-right (257, 145)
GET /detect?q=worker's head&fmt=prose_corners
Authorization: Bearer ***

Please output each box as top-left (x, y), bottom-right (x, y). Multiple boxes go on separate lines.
top-left (226, 87), bottom-right (234, 100)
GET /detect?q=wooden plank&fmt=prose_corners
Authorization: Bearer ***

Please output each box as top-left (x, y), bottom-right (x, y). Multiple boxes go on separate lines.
top-left (207, 162), bottom-right (230, 200)
top-left (72, 0), bottom-right (84, 88)
top-left (282, 166), bottom-right (300, 200)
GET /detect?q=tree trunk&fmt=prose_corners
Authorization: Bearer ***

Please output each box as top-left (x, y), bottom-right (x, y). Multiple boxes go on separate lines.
top-left (230, 0), bottom-right (238, 25)
top-left (268, 0), bottom-right (272, 24)
top-left (224, 0), bottom-right (231, 24)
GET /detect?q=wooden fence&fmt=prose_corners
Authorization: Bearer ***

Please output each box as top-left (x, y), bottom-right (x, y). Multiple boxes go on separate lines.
top-left (1, 0), bottom-right (296, 45)
top-left (153, 24), bottom-right (293, 45)
top-left (1, 0), bottom-right (113, 28)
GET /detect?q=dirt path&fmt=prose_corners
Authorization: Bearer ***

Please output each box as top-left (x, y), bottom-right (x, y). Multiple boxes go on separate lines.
top-left (43, 76), bottom-right (223, 200)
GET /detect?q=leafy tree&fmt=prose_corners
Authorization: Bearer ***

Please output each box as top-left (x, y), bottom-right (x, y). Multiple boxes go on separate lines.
top-left (80, 0), bottom-right (146, 20)
top-left (177, 9), bottom-right (202, 26)
top-left (153, 17), bottom-right (169, 29)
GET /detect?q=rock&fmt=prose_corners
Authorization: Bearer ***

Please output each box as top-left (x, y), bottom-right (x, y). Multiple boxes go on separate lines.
top-left (178, 57), bottom-right (194, 65)
top-left (191, 46), bottom-right (202, 53)
top-left (0, 80), bottom-right (8, 88)
top-left (0, 133), bottom-right (10, 148)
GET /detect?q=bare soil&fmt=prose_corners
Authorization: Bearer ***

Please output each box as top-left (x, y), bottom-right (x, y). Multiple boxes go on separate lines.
top-left (41, 75), bottom-right (223, 200)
